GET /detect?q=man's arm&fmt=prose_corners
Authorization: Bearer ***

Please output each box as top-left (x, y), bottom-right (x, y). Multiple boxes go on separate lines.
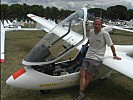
top-left (86, 21), bottom-right (90, 35)
top-left (110, 45), bottom-right (121, 60)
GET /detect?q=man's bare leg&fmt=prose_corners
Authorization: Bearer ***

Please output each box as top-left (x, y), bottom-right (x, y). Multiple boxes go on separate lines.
top-left (80, 69), bottom-right (86, 91)
top-left (85, 71), bottom-right (92, 90)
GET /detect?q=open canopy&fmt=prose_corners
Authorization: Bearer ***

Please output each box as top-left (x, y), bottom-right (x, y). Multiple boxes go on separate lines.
top-left (23, 7), bottom-right (88, 65)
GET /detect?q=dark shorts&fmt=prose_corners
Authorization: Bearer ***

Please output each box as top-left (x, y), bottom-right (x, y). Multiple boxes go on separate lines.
top-left (80, 58), bottom-right (102, 77)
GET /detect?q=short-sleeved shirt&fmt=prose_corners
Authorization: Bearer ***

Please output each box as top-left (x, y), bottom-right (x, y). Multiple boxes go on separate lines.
top-left (85, 29), bottom-right (113, 61)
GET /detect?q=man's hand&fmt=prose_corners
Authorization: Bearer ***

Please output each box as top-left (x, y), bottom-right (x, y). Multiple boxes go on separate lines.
top-left (113, 56), bottom-right (121, 60)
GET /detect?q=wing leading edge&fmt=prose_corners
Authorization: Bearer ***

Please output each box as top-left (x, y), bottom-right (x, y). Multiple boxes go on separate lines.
top-left (27, 14), bottom-right (56, 32)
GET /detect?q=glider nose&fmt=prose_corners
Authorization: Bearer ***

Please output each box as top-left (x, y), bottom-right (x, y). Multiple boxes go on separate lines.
top-left (6, 68), bottom-right (26, 87)
top-left (6, 76), bottom-right (14, 86)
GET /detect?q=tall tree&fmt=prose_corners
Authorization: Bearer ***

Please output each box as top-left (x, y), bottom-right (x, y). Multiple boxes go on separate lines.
top-left (51, 6), bottom-right (59, 21)
top-left (107, 5), bottom-right (127, 20)
top-left (127, 9), bottom-right (133, 20)
top-left (88, 8), bottom-right (107, 19)
top-left (0, 4), bottom-right (9, 20)
top-left (21, 3), bottom-right (31, 20)
top-left (45, 6), bottom-right (52, 19)
top-left (8, 4), bottom-right (23, 21)
top-left (59, 9), bottom-right (65, 20)
top-left (30, 5), bottom-right (45, 16)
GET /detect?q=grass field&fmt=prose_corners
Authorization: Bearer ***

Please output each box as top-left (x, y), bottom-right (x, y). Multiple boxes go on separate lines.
top-left (1, 30), bottom-right (133, 100)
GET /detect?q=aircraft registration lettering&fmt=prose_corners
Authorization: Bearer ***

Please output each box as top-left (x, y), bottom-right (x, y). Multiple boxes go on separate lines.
top-left (39, 80), bottom-right (79, 87)
top-left (40, 83), bottom-right (58, 87)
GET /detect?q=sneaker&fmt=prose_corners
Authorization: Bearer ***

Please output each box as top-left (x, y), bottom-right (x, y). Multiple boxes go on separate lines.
top-left (73, 92), bottom-right (85, 100)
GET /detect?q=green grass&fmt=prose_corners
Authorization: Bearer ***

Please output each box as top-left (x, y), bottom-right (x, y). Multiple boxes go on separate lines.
top-left (111, 29), bottom-right (133, 45)
top-left (1, 30), bottom-right (133, 100)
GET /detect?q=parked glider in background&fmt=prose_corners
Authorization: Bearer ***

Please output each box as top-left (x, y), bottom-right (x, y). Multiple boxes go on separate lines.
top-left (0, 23), bottom-right (5, 63)
top-left (6, 7), bottom-right (133, 91)
top-left (102, 23), bottom-right (133, 33)
top-left (0, 20), bottom-right (41, 63)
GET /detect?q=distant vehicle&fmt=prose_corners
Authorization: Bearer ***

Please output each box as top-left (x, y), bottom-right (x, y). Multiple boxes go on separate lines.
top-left (6, 7), bottom-right (133, 91)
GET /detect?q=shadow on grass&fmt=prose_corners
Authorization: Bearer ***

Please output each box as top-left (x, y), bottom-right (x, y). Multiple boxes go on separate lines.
top-left (86, 79), bottom-right (133, 100)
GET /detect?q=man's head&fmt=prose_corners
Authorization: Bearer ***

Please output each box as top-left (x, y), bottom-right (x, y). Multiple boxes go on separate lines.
top-left (93, 17), bottom-right (102, 33)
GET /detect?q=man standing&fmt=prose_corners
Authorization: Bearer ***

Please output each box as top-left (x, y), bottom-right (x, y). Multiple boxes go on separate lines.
top-left (74, 17), bottom-right (121, 100)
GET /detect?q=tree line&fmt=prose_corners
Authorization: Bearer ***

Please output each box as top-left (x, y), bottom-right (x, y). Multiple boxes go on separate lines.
top-left (0, 3), bottom-right (74, 22)
top-left (88, 5), bottom-right (133, 21)
top-left (0, 4), bottom-right (133, 22)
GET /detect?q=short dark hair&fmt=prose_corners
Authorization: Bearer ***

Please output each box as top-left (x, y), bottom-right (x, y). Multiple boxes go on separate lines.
top-left (93, 17), bottom-right (103, 24)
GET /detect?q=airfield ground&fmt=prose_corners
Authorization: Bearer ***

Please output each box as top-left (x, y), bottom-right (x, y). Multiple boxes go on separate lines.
top-left (1, 30), bottom-right (133, 100)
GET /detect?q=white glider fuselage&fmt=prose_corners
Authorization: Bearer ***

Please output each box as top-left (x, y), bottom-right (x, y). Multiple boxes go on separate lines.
top-left (6, 45), bottom-right (133, 90)
top-left (6, 66), bottom-right (80, 90)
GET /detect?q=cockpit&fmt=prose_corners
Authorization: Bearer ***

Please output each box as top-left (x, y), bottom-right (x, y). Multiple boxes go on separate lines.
top-left (22, 7), bottom-right (88, 66)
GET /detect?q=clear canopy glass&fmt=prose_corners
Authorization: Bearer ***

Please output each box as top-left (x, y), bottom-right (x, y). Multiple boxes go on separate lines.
top-left (23, 7), bottom-right (87, 65)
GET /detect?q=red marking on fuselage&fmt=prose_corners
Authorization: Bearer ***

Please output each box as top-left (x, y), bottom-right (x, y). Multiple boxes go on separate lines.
top-left (0, 59), bottom-right (5, 63)
top-left (12, 68), bottom-right (26, 80)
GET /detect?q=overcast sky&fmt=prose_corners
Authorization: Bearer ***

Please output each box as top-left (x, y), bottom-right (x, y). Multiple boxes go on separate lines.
top-left (1, 0), bottom-right (133, 10)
